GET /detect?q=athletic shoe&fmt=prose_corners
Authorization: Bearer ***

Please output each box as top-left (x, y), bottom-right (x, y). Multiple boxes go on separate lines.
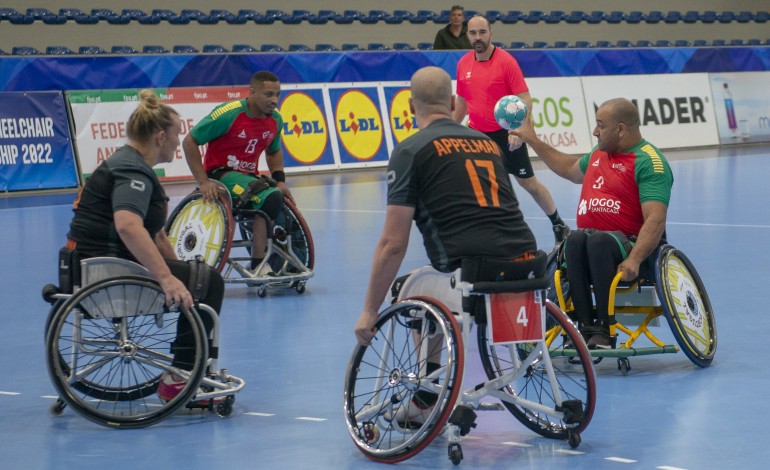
top-left (157, 371), bottom-right (224, 405)
top-left (385, 398), bottom-right (436, 429)
top-left (587, 333), bottom-right (612, 350)
top-left (553, 223), bottom-right (571, 247)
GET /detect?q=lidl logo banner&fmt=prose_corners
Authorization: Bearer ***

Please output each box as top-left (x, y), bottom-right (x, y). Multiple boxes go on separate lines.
top-left (329, 88), bottom-right (388, 164)
top-left (384, 87), bottom-right (419, 145)
top-left (278, 89), bottom-right (334, 166)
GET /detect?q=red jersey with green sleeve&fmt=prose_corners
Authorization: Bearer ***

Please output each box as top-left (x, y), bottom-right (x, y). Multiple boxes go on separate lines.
top-left (577, 139), bottom-right (673, 237)
top-left (456, 47), bottom-right (528, 133)
top-left (190, 98), bottom-right (283, 175)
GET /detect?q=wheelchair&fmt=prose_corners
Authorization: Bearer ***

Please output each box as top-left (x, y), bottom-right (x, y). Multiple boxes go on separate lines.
top-left (165, 181), bottom-right (314, 297)
top-left (42, 256), bottom-right (245, 428)
top-left (343, 251), bottom-right (597, 465)
top-left (549, 243), bottom-right (717, 375)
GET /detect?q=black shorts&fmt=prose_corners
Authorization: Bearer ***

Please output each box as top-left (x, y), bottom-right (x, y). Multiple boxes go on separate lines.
top-left (484, 128), bottom-right (534, 179)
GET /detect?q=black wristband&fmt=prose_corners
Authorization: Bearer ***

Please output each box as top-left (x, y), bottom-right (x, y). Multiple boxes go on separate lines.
top-left (271, 170), bottom-right (286, 183)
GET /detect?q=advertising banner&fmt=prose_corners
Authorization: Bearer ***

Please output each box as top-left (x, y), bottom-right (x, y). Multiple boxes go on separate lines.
top-left (708, 72), bottom-right (770, 145)
top-left (0, 92), bottom-right (78, 192)
top-left (580, 74), bottom-right (719, 149)
top-left (328, 86), bottom-right (390, 167)
top-left (382, 83), bottom-right (419, 148)
top-left (527, 77), bottom-right (594, 155)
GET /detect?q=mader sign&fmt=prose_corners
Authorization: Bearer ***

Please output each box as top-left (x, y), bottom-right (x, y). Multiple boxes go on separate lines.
top-left (581, 74), bottom-right (719, 149)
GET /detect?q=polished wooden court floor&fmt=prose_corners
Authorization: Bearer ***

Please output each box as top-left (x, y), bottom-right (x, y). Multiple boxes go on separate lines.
top-left (1, 143), bottom-right (768, 469)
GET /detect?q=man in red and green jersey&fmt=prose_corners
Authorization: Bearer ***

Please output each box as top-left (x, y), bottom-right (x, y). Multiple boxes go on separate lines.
top-left (510, 98), bottom-right (674, 349)
top-left (183, 71), bottom-right (290, 273)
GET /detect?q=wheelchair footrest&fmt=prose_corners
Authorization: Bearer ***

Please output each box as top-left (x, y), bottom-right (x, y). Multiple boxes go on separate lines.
top-left (448, 405), bottom-right (477, 436)
top-left (552, 345), bottom-right (678, 358)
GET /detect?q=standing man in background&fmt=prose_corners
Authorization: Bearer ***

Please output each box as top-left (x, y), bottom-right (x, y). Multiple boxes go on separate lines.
top-left (453, 14), bottom-right (570, 247)
top-left (432, 6), bottom-right (471, 50)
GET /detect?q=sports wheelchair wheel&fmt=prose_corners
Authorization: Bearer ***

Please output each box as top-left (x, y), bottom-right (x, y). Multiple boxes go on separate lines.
top-left (45, 276), bottom-right (208, 428)
top-left (656, 245), bottom-right (717, 367)
top-left (238, 196), bottom-right (315, 272)
top-left (165, 191), bottom-right (233, 271)
top-left (343, 297), bottom-right (463, 463)
top-left (477, 301), bottom-right (596, 439)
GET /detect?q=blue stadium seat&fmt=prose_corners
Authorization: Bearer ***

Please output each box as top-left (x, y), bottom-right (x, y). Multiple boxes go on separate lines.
top-left (151, 9), bottom-right (189, 24)
top-left (595, 40), bottom-right (613, 48)
top-left (0, 49), bottom-right (6, 55)
top-left (729, 39), bottom-right (745, 46)
top-left (143, 45), bottom-right (170, 54)
top-left (341, 10), bottom-right (368, 23)
top-left (615, 40), bottom-right (633, 47)
top-left (500, 11), bottom-right (524, 23)
top-left (492, 42), bottom-right (508, 49)
top-left (415, 10), bottom-right (436, 23)
top-left (663, 11), bottom-right (682, 23)
top-left (59, 8), bottom-right (98, 24)
top-left (711, 39), bottom-right (726, 46)
top-left (584, 11), bottom-right (605, 24)
top-left (717, 12), bottom-right (735, 23)
top-left (232, 44), bottom-right (258, 52)
top-left (27, 8), bottom-right (66, 24)
top-left (202, 44), bottom-right (228, 53)
top-left (91, 8), bottom-right (130, 24)
top-left (110, 45), bottom-right (137, 54)
top-left (635, 40), bottom-right (653, 47)
top-left (523, 10), bottom-right (545, 24)
top-left (485, 10), bottom-right (504, 23)
top-left (122, 9), bottom-right (160, 24)
top-left (699, 11), bottom-right (718, 23)
top-left (655, 40), bottom-right (673, 47)
top-left (564, 11), bottom-right (586, 23)
top-left (531, 41), bottom-right (548, 48)
top-left (544, 11), bottom-right (565, 24)
top-left (754, 12), bottom-right (768, 23)
top-left (173, 45), bottom-right (199, 53)
top-left (433, 10), bottom-right (450, 23)
top-left (605, 11), bottom-right (625, 23)
top-left (210, 9), bottom-right (244, 24)
top-left (682, 11), bottom-right (700, 23)
top-left (643, 11), bottom-right (663, 23)
top-left (46, 46), bottom-right (74, 55)
top-left (265, 10), bottom-right (294, 24)
top-left (315, 43), bottom-right (339, 51)
top-left (79, 46), bottom-right (107, 54)
top-left (182, 9), bottom-right (218, 24)
top-left (735, 11), bottom-right (753, 23)
top-left (308, 10), bottom-right (339, 24)
top-left (288, 44), bottom-right (312, 52)
top-left (261, 44), bottom-right (286, 52)
top-left (746, 39), bottom-right (762, 46)
top-left (692, 39), bottom-right (709, 47)
top-left (341, 43), bottom-right (363, 51)
top-left (510, 41), bottom-right (528, 49)
top-left (12, 46), bottom-right (41, 55)
top-left (236, 10), bottom-right (270, 24)
top-left (2, 9), bottom-right (32, 24)
top-left (393, 42), bottom-right (415, 50)
top-left (367, 43), bottom-right (390, 50)
top-left (574, 40), bottom-right (592, 48)
top-left (553, 41), bottom-right (569, 48)
top-left (390, 10), bottom-right (419, 24)
top-left (625, 11), bottom-right (643, 23)
top-left (416, 42), bottom-right (433, 50)
top-left (290, 10), bottom-right (313, 23)
top-left (674, 40), bottom-right (692, 47)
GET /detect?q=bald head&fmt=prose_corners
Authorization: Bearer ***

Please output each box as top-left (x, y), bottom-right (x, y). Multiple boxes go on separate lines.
top-left (410, 66), bottom-right (453, 118)
top-left (467, 15), bottom-right (490, 30)
top-left (601, 98), bottom-right (640, 129)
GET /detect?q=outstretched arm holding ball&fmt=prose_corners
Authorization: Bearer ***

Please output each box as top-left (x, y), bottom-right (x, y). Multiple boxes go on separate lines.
top-left (508, 117), bottom-right (584, 183)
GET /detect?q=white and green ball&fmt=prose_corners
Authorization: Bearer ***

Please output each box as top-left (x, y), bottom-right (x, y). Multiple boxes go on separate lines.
top-left (493, 95), bottom-right (528, 130)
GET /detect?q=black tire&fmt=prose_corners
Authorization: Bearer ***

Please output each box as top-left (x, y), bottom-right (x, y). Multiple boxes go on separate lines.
top-left (343, 297), bottom-right (463, 463)
top-left (45, 277), bottom-right (208, 428)
top-left (165, 191), bottom-right (233, 272)
top-left (655, 245), bottom-right (717, 367)
top-left (478, 300), bottom-right (596, 439)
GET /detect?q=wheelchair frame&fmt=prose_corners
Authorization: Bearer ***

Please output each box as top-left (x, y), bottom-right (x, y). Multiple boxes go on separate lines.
top-left (43, 257), bottom-right (245, 428)
top-left (551, 244), bottom-right (717, 374)
top-left (165, 184), bottom-right (314, 297)
top-left (343, 263), bottom-right (596, 465)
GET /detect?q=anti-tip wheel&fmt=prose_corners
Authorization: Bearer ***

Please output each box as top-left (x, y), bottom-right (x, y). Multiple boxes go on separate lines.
top-left (568, 430), bottom-right (581, 448)
top-left (448, 443), bottom-right (463, 465)
top-left (50, 399), bottom-right (66, 416)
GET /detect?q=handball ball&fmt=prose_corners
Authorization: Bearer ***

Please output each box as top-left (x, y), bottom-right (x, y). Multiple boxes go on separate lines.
top-left (493, 95), bottom-right (528, 130)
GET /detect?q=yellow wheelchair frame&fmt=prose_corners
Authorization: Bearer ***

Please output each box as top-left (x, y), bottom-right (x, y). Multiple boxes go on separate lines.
top-left (550, 244), bottom-right (717, 374)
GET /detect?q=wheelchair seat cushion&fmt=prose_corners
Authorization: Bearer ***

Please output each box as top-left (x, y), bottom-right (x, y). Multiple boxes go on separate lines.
top-left (460, 250), bottom-right (547, 283)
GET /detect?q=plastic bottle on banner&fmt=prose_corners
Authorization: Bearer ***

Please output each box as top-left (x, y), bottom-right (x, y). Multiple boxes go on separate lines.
top-left (722, 82), bottom-right (738, 138)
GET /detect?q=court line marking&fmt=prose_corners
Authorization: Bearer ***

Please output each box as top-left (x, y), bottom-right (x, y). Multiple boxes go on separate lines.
top-left (606, 456), bottom-right (638, 463)
top-left (245, 412), bottom-right (275, 417)
top-left (0, 391), bottom-right (20, 396)
top-left (657, 466), bottom-right (688, 470)
top-left (502, 441), bottom-right (533, 447)
top-left (294, 417), bottom-right (326, 422)
top-left (555, 449), bottom-right (585, 455)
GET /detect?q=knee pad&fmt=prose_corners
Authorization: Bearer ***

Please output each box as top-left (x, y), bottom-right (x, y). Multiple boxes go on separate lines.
top-left (260, 189), bottom-right (284, 221)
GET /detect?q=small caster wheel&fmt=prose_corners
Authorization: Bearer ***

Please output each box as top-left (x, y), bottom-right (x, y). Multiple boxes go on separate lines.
top-left (295, 282), bottom-right (306, 294)
top-left (257, 286), bottom-right (267, 298)
top-left (362, 422), bottom-right (380, 444)
top-left (216, 396), bottom-right (234, 417)
top-left (567, 430), bottom-right (581, 448)
top-left (617, 358), bottom-right (630, 376)
top-left (448, 443), bottom-right (463, 465)
top-left (50, 399), bottom-right (66, 416)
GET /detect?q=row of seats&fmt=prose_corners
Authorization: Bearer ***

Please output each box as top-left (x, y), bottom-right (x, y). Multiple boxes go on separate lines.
top-left (4, 39), bottom-right (769, 56)
top-left (0, 8), bottom-right (768, 25)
